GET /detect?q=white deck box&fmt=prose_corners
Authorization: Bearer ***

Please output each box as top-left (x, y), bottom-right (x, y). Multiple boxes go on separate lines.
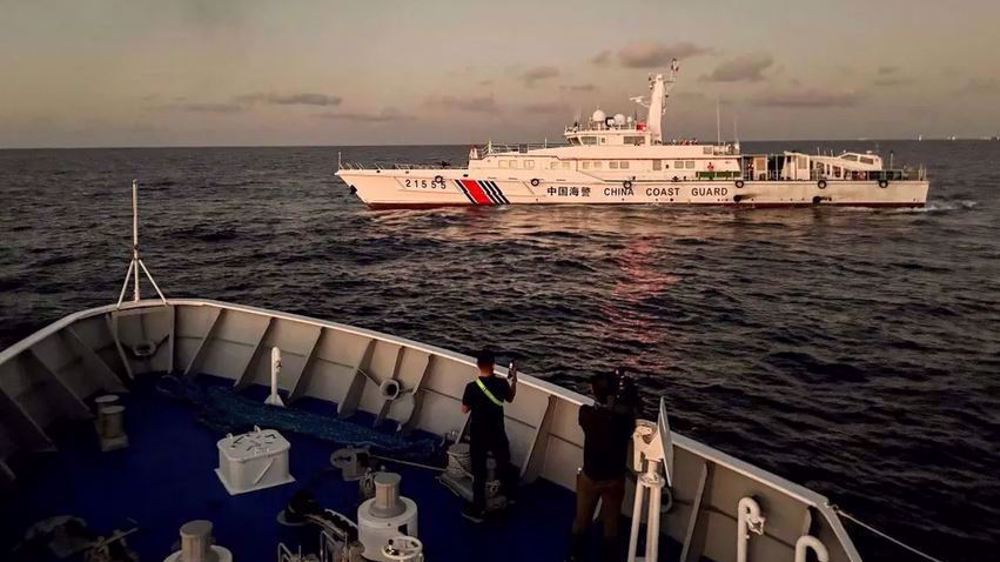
top-left (215, 427), bottom-right (294, 495)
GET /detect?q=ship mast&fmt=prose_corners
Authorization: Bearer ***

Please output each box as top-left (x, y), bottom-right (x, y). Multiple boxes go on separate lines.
top-left (632, 59), bottom-right (679, 144)
top-left (117, 179), bottom-right (167, 307)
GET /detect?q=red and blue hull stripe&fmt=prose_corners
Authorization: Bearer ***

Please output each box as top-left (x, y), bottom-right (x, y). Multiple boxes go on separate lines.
top-left (456, 179), bottom-right (509, 205)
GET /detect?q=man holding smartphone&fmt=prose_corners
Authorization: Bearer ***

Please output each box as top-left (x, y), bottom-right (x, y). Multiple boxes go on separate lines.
top-left (460, 348), bottom-right (518, 522)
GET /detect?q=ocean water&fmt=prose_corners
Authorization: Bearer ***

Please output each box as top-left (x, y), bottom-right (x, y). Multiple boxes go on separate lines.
top-left (0, 141), bottom-right (998, 560)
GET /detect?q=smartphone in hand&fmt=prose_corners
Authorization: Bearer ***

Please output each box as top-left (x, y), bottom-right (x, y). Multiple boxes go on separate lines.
top-left (509, 360), bottom-right (518, 380)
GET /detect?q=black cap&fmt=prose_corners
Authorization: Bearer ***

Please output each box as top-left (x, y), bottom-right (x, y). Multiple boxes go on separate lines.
top-left (475, 348), bottom-right (496, 368)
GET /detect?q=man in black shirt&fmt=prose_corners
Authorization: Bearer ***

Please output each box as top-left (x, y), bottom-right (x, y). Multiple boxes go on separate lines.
top-left (568, 372), bottom-right (637, 562)
top-left (460, 348), bottom-right (518, 522)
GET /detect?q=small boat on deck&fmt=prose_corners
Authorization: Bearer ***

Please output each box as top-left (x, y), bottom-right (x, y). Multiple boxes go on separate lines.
top-left (0, 181), bottom-right (927, 562)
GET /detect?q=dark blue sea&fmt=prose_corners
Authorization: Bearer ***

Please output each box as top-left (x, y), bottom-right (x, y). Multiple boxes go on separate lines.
top-left (1, 141), bottom-right (998, 560)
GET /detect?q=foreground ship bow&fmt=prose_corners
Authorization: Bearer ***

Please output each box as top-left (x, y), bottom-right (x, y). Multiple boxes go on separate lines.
top-left (337, 63), bottom-right (929, 209)
top-left (2, 180), bottom-right (951, 562)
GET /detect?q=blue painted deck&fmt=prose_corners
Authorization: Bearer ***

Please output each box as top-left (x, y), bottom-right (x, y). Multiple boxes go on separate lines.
top-left (1, 376), bottom-right (582, 562)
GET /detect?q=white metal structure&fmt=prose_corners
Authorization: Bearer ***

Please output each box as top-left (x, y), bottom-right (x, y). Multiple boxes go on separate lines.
top-left (215, 426), bottom-right (295, 495)
top-left (266, 346), bottom-right (286, 407)
top-left (117, 179), bottom-right (166, 307)
top-left (336, 62), bottom-right (929, 209)
top-left (627, 420), bottom-right (668, 562)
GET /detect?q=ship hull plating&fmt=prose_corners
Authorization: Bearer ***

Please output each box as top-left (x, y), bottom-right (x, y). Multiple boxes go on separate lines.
top-left (337, 171), bottom-right (929, 209)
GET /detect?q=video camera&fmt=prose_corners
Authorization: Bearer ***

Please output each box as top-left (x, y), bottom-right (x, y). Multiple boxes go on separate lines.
top-left (607, 366), bottom-right (640, 416)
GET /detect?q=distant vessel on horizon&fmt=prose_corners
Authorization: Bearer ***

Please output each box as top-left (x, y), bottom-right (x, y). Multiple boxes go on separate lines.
top-left (337, 60), bottom-right (929, 209)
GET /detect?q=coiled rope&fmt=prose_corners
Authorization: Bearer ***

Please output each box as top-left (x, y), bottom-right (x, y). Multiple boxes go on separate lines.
top-left (829, 504), bottom-right (948, 562)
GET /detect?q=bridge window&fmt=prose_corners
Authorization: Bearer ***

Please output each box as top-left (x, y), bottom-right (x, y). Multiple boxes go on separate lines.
top-left (524, 160), bottom-right (534, 169)
top-left (509, 160), bottom-right (518, 168)
top-left (624, 136), bottom-right (645, 146)
top-left (619, 161), bottom-right (630, 169)
top-left (581, 136), bottom-right (598, 145)
top-left (499, 160), bottom-right (509, 169)
top-left (685, 160), bottom-right (695, 169)
top-left (569, 137), bottom-right (581, 145)
top-left (582, 161), bottom-right (590, 169)
top-left (674, 161), bottom-right (684, 169)
top-left (609, 161), bottom-right (619, 169)
top-left (652, 160), bottom-right (662, 171)
top-left (593, 161), bottom-right (602, 169)
top-left (550, 161), bottom-right (559, 169)
top-left (860, 156), bottom-right (875, 165)
top-left (562, 162), bottom-right (571, 169)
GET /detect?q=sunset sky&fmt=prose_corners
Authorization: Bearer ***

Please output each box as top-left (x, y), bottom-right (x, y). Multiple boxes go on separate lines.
top-left (1, 0), bottom-right (998, 147)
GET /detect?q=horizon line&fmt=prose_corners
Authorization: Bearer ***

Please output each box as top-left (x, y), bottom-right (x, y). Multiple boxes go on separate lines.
top-left (0, 137), bottom-right (989, 151)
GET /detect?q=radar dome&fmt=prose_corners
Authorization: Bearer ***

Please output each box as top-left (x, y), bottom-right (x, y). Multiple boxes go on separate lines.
top-left (613, 113), bottom-right (626, 126)
top-left (591, 109), bottom-right (606, 123)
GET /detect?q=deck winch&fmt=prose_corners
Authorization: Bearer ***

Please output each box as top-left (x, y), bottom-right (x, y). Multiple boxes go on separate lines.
top-left (357, 472), bottom-right (420, 562)
top-left (437, 442), bottom-right (505, 510)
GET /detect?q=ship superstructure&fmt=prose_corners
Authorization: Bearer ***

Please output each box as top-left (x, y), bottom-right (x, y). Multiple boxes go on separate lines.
top-left (337, 60), bottom-right (929, 209)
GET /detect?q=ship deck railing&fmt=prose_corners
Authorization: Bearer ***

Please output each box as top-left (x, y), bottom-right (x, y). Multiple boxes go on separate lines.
top-left (480, 142), bottom-right (570, 156)
top-left (564, 123), bottom-right (643, 133)
top-left (341, 160), bottom-right (928, 181)
top-left (338, 161), bottom-right (457, 171)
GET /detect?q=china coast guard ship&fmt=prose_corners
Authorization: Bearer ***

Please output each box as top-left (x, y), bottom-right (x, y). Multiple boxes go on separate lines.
top-left (336, 60), bottom-right (929, 209)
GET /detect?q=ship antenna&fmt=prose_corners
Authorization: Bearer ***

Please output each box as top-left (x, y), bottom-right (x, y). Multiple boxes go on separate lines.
top-left (117, 179), bottom-right (167, 308)
top-left (716, 96), bottom-right (722, 146)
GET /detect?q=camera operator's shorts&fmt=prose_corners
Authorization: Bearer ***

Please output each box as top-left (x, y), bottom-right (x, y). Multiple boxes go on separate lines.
top-left (573, 472), bottom-right (626, 538)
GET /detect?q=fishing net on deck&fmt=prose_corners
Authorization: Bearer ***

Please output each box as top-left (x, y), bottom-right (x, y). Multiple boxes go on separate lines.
top-left (156, 375), bottom-right (437, 460)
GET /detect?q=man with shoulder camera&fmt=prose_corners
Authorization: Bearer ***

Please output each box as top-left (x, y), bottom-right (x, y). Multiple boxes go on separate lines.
top-left (568, 369), bottom-right (638, 562)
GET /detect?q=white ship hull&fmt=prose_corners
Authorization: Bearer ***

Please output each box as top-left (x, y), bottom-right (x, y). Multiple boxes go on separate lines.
top-left (337, 169), bottom-right (929, 209)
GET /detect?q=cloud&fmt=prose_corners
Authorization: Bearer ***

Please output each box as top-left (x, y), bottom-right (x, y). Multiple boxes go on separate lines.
top-left (590, 50), bottom-right (612, 66)
top-left (702, 54), bottom-right (774, 82)
top-left (235, 92), bottom-right (342, 107)
top-left (562, 83), bottom-right (596, 92)
top-left (871, 66), bottom-right (912, 86)
top-left (958, 78), bottom-right (1000, 95)
top-left (169, 102), bottom-right (245, 114)
top-left (672, 91), bottom-right (707, 102)
top-left (873, 76), bottom-right (913, 87)
top-left (750, 89), bottom-right (864, 108)
top-left (153, 91), bottom-right (342, 114)
top-left (520, 102), bottom-right (568, 114)
top-left (318, 108), bottom-right (412, 123)
top-left (617, 41), bottom-right (712, 68)
top-left (424, 94), bottom-right (500, 112)
top-left (521, 66), bottom-right (560, 86)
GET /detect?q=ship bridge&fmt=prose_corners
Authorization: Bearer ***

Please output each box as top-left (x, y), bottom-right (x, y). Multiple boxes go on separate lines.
top-left (564, 111), bottom-right (652, 147)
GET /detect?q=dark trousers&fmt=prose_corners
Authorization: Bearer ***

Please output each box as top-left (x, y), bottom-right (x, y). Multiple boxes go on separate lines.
top-left (470, 428), bottom-right (516, 511)
top-left (570, 472), bottom-right (626, 561)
